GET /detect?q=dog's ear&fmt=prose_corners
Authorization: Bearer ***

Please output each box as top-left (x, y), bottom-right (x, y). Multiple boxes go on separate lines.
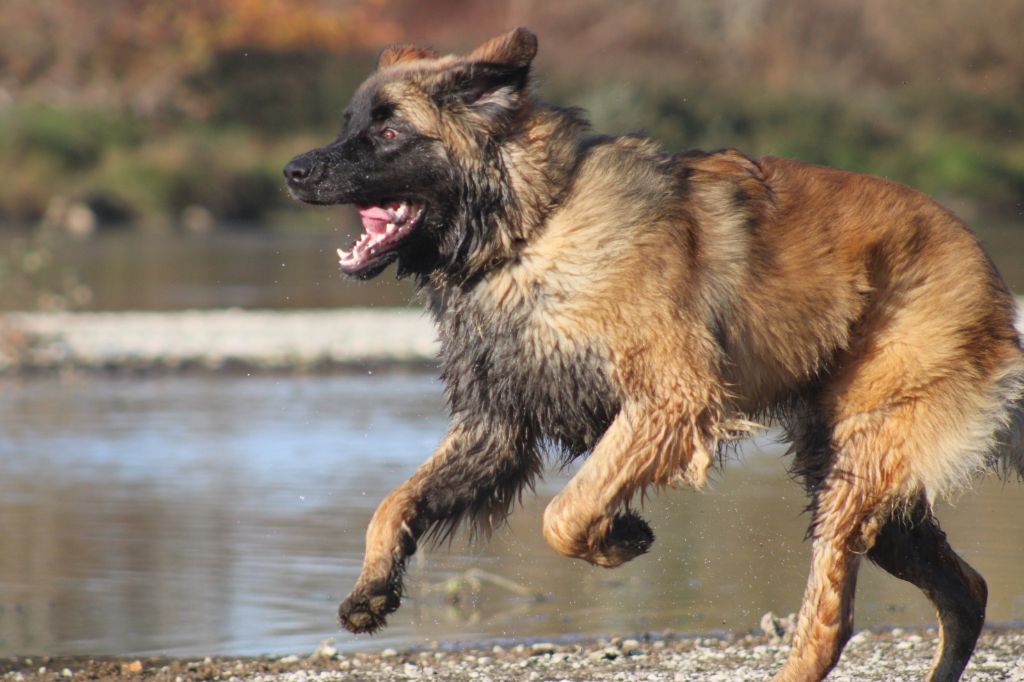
top-left (467, 27), bottom-right (537, 69)
top-left (437, 28), bottom-right (537, 115)
top-left (377, 44), bottom-right (438, 69)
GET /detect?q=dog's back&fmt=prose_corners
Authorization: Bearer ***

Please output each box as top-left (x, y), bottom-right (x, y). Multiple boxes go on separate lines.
top-left (706, 154), bottom-right (1024, 494)
top-left (518, 141), bottom-right (1024, 496)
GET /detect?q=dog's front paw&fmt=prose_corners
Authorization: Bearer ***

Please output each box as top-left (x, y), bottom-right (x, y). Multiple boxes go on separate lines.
top-left (593, 511), bottom-right (655, 567)
top-left (338, 579), bottom-right (402, 633)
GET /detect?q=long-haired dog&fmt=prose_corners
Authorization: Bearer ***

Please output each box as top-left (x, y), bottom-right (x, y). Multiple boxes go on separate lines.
top-left (284, 28), bottom-right (1024, 681)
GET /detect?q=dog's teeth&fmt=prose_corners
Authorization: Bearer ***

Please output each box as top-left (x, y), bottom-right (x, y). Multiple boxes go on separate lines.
top-left (395, 204), bottom-right (408, 220)
top-left (386, 223), bottom-right (397, 234)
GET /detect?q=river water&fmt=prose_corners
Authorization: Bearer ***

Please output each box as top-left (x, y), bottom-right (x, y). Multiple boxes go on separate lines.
top-left (2, 225), bottom-right (1022, 311)
top-left (1, 373), bottom-right (1023, 658)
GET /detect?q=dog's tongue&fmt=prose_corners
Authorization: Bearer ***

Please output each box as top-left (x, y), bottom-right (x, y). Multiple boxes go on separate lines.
top-left (358, 205), bottom-right (394, 234)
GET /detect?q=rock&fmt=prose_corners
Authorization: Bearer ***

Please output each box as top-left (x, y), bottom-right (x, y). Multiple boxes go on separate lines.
top-left (759, 611), bottom-right (797, 643)
top-left (311, 638), bottom-right (338, 660)
top-left (181, 205), bottom-right (216, 232)
top-left (65, 202), bottom-right (98, 236)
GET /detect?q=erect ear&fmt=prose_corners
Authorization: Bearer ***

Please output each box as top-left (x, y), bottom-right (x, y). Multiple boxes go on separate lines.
top-left (443, 62), bottom-right (531, 110)
top-left (377, 44), bottom-right (438, 69)
top-left (438, 28), bottom-right (538, 112)
top-left (467, 27), bottom-right (537, 69)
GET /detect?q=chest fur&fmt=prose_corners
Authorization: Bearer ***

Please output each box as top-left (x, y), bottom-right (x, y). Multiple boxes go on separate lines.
top-left (433, 278), bottom-right (619, 457)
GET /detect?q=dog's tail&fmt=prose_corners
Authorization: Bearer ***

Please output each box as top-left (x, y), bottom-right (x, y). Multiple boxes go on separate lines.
top-left (1000, 388), bottom-right (1024, 479)
top-left (994, 318), bottom-right (1024, 478)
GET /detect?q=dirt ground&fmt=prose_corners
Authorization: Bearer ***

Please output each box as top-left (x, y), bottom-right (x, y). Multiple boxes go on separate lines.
top-left (3, 626), bottom-right (1024, 682)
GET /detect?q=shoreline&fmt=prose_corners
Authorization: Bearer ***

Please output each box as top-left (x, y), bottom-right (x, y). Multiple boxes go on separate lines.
top-left (0, 308), bottom-right (438, 376)
top-left (1, 300), bottom-right (1022, 376)
top-left (2, 626), bottom-right (1024, 681)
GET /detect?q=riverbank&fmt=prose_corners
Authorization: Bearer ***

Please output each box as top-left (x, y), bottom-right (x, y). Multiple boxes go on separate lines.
top-left (0, 308), bottom-right (438, 374)
top-left (2, 627), bottom-right (1024, 681)
top-left (1, 301), bottom-right (1022, 375)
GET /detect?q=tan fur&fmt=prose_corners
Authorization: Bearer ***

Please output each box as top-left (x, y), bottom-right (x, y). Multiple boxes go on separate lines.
top-left (306, 29), bottom-right (1024, 682)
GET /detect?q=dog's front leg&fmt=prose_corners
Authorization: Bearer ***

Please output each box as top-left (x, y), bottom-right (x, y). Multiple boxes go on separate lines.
top-left (339, 419), bottom-right (537, 633)
top-left (542, 398), bottom-right (719, 568)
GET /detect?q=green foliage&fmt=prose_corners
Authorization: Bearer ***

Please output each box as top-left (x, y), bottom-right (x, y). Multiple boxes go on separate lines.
top-left (193, 50), bottom-right (374, 131)
top-left (0, 105), bottom-right (144, 171)
top-left (0, 76), bottom-right (1022, 229)
top-left (0, 104), bottom-right (321, 227)
top-left (570, 81), bottom-right (1024, 216)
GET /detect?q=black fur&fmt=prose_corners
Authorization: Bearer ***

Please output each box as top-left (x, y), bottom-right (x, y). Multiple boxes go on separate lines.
top-left (431, 286), bottom-right (620, 462)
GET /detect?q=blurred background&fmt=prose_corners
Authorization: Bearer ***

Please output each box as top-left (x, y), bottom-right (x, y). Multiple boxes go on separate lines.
top-left (1, 0), bottom-right (1023, 661)
top-left (0, 0), bottom-right (1022, 309)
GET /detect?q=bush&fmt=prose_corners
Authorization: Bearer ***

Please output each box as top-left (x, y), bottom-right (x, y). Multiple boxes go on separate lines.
top-left (562, 80), bottom-right (1024, 216)
top-left (0, 105), bottom-right (143, 171)
top-left (1, 79), bottom-right (1022, 229)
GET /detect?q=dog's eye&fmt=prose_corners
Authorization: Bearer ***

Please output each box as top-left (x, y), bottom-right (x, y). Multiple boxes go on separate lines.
top-left (380, 128), bottom-right (399, 141)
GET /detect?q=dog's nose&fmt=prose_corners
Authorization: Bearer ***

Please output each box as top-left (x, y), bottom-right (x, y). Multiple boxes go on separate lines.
top-left (283, 155), bottom-right (317, 184)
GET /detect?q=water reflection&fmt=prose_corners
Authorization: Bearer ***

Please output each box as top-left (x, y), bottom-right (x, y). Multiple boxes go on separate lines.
top-left (0, 230), bottom-right (418, 311)
top-left (1, 225), bottom-right (1020, 312)
top-left (1, 375), bottom-right (1022, 657)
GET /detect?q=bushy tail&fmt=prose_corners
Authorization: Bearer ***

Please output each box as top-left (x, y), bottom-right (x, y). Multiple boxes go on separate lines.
top-left (1004, 380), bottom-right (1024, 479)
top-left (996, 344), bottom-right (1024, 479)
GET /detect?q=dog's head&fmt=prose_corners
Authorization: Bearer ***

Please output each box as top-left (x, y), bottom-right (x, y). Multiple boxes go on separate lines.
top-left (284, 28), bottom-right (539, 280)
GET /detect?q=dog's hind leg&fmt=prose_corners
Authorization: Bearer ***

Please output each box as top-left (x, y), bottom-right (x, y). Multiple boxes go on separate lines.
top-left (868, 499), bottom-right (987, 682)
top-left (772, 473), bottom-right (888, 682)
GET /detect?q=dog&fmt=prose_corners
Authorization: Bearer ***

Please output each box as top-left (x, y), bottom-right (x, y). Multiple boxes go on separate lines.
top-left (284, 28), bottom-right (1024, 682)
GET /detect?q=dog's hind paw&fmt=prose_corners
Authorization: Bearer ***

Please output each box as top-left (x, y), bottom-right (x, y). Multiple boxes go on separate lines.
top-left (592, 511), bottom-right (655, 567)
top-left (338, 579), bottom-right (401, 634)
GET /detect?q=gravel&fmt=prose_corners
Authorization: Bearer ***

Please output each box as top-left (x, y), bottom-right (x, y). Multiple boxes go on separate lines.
top-left (2, 628), bottom-right (1023, 681)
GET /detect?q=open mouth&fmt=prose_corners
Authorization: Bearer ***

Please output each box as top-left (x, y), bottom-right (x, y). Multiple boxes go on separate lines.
top-left (337, 200), bottom-right (425, 275)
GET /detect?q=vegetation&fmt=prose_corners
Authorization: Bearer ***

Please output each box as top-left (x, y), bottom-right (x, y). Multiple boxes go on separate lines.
top-left (0, 0), bottom-right (1021, 229)
top-left (0, 104), bottom-right (321, 226)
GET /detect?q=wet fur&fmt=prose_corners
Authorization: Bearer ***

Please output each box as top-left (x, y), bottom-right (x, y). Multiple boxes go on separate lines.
top-left (285, 29), bottom-right (1024, 682)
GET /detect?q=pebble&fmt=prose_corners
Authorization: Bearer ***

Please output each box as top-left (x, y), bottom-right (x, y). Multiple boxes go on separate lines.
top-left (4, 627), bottom-right (1024, 681)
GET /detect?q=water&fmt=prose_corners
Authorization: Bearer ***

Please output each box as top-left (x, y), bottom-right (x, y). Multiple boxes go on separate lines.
top-left (1, 230), bottom-right (417, 311)
top-left (1, 223), bottom-right (1021, 312)
top-left (1, 374), bottom-right (1023, 658)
